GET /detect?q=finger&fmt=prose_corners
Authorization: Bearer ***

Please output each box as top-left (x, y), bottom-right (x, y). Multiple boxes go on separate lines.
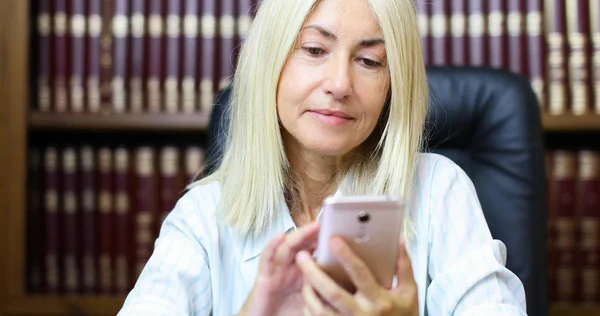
top-left (259, 233), bottom-right (285, 275)
top-left (329, 236), bottom-right (382, 298)
top-left (302, 283), bottom-right (337, 316)
top-left (393, 241), bottom-right (416, 291)
top-left (275, 221), bottom-right (320, 266)
top-left (296, 250), bottom-right (357, 313)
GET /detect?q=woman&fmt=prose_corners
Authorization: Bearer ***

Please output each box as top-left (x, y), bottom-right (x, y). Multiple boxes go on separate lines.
top-left (119, 0), bottom-right (527, 315)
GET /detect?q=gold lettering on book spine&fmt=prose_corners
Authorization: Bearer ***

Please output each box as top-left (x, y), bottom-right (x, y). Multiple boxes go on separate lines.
top-left (148, 78), bottom-right (161, 113)
top-left (88, 14), bottom-right (102, 37)
top-left (430, 14), bottom-right (447, 38)
top-left (417, 14), bottom-right (428, 38)
top-left (165, 77), bottom-right (179, 113)
top-left (54, 12), bottom-right (67, 36)
top-left (200, 79), bottom-right (214, 112)
top-left (88, 76), bottom-right (101, 112)
top-left (130, 77), bottom-right (143, 113)
top-left (38, 13), bottom-right (51, 35)
top-left (202, 15), bottom-right (216, 39)
top-left (238, 14), bottom-right (252, 38)
top-left (166, 15), bottom-right (181, 38)
top-left (70, 77), bottom-right (84, 112)
top-left (100, 254), bottom-right (112, 290)
top-left (112, 76), bottom-right (126, 113)
top-left (71, 14), bottom-right (86, 37)
top-left (182, 77), bottom-right (196, 113)
top-left (184, 15), bottom-right (199, 37)
top-left (131, 13), bottom-right (145, 38)
top-left (149, 14), bottom-right (163, 37)
top-left (450, 14), bottom-right (465, 37)
top-left (113, 15), bottom-right (129, 38)
top-left (488, 11), bottom-right (504, 37)
top-left (220, 15), bottom-right (235, 39)
top-left (468, 14), bottom-right (485, 37)
top-left (507, 12), bottom-right (522, 36)
top-left (83, 254), bottom-right (96, 288)
top-left (526, 12), bottom-right (541, 36)
top-left (65, 254), bottom-right (78, 291)
top-left (38, 77), bottom-right (51, 111)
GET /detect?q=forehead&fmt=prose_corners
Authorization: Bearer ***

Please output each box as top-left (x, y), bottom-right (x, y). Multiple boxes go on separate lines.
top-left (303, 0), bottom-right (383, 39)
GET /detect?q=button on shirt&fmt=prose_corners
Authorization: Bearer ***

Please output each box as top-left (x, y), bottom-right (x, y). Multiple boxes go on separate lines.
top-left (118, 153), bottom-right (527, 316)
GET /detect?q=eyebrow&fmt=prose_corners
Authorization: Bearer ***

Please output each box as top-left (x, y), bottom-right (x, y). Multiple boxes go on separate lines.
top-left (302, 24), bottom-right (385, 47)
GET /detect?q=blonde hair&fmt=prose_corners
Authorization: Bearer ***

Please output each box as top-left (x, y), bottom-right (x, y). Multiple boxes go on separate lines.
top-left (200, 0), bottom-right (428, 238)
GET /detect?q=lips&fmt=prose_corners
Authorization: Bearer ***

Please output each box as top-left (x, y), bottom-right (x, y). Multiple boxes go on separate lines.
top-left (308, 109), bottom-right (353, 126)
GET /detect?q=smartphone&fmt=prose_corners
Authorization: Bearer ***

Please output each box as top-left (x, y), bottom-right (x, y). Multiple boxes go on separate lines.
top-left (314, 195), bottom-right (404, 292)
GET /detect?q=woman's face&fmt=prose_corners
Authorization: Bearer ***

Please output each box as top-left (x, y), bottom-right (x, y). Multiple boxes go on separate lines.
top-left (276, 0), bottom-right (390, 158)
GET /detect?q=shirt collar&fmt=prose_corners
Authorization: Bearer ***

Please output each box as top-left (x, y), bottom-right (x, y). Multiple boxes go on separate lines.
top-left (241, 188), bottom-right (343, 261)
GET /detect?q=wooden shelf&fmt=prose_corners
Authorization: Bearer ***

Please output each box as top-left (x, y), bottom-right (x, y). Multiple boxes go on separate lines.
top-left (29, 112), bottom-right (210, 132)
top-left (1, 296), bottom-right (125, 315)
top-left (550, 305), bottom-right (600, 316)
top-left (542, 114), bottom-right (600, 131)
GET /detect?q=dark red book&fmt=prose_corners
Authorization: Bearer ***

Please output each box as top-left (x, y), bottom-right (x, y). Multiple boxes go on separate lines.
top-left (184, 146), bottom-right (205, 183)
top-left (218, 0), bottom-right (236, 89)
top-left (53, 0), bottom-right (69, 112)
top-left (546, 151), bottom-right (555, 303)
top-left (488, 1), bottom-right (508, 69)
top-left (86, 0), bottom-right (102, 113)
top-left (97, 147), bottom-right (114, 295)
top-left (450, 0), bottom-right (467, 66)
top-left (468, 0), bottom-right (487, 66)
top-left (129, 0), bottom-right (146, 113)
top-left (133, 148), bottom-right (157, 281)
top-left (111, 0), bottom-right (129, 113)
top-left (199, 0), bottom-right (217, 112)
top-left (546, 0), bottom-right (567, 115)
top-left (114, 147), bottom-right (131, 294)
top-left (526, 0), bottom-right (545, 111)
top-left (69, 0), bottom-right (85, 112)
top-left (430, 1), bottom-right (450, 65)
top-left (44, 147), bottom-right (61, 294)
top-left (79, 146), bottom-right (97, 294)
top-left (61, 147), bottom-right (79, 294)
top-left (592, 0), bottom-right (600, 114)
top-left (100, 0), bottom-right (114, 114)
top-left (164, 0), bottom-right (182, 113)
top-left (159, 147), bottom-right (181, 229)
top-left (566, 1), bottom-right (590, 115)
top-left (37, 0), bottom-right (53, 112)
top-left (182, 0), bottom-right (200, 113)
top-left (507, 0), bottom-right (527, 75)
top-left (415, 1), bottom-right (430, 65)
top-left (147, 0), bottom-right (164, 113)
top-left (27, 148), bottom-right (44, 293)
top-left (237, 0), bottom-right (252, 42)
top-left (576, 151), bottom-right (600, 304)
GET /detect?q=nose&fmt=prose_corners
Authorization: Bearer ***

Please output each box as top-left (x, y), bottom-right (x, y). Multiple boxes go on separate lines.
top-left (322, 55), bottom-right (353, 100)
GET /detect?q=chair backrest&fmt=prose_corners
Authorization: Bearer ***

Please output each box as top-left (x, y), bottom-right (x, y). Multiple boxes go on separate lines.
top-left (204, 66), bottom-right (548, 316)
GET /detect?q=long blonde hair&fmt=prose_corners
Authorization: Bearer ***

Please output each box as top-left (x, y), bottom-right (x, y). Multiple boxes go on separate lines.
top-left (199, 0), bottom-right (428, 238)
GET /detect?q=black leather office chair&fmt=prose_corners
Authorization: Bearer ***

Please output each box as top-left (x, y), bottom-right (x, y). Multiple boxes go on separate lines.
top-left (204, 66), bottom-right (548, 316)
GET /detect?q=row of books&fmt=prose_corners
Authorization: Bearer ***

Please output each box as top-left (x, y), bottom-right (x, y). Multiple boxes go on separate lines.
top-left (26, 144), bottom-right (207, 294)
top-left (547, 149), bottom-right (600, 304)
top-left (415, 0), bottom-right (599, 116)
top-left (32, 0), bottom-right (258, 115)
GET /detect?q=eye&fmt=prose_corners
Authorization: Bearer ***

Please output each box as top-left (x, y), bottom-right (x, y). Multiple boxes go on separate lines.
top-left (303, 47), bottom-right (326, 56)
top-left (360, 58), bottom-right (382, 68)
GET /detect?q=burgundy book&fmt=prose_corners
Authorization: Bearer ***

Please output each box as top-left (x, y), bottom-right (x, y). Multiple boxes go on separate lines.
top-left (129, 0), bottom-right (146, 113)
top-left (27, 148), bottom-right (44, 293)
top-left (218, 0), bottom-right (236, 89)
top-left (551, 151), bottom-right (578, 303)
top-left (53, 0), bottom-right (69, 112)
top-left (37, 0), bottom-right (53, 112)
top-left (182, 0), bottom-right (200, 113)
top-left (112, 0), bottom-right (129, 113)
top-left (546, 0), bottom-right (567, 115)
top-left (430, 1), bottom-right (449, 65)
top-left (450, 0), bottom-right (467, 66)
top-left (80, 146), bottom-right (97, 294)
top-left (577, 151), bottom-right (600, 304)
top-left (185, 146), bottom-right (206, 183)
top-left (87, 0), bottom-right (102, 113)
top-left (200, 0), bottom-right (217, 112)
top-left (507, 0), bottom-right (527, 75)
top-left (546, 151), bottom-right (555, 303)
top-left (237, 0), bottom-right (252, 42)
top-left (147, 0), bottom-right (164, 113)
top-left (159, 147), bottom-right (180, 228)
top-left (468, 0), bottom-right (487, 66)
top-left (164, 0), bottom-right (182, 113)
top-left (61, 148), bottom-right (79, 294)
top-left (488, 1), bottom-right (508, 69)
top-left (100, 0), bottom-right (114, 114)
top-left (592, 0), bottom-right (600, 114)
top-left (114, 147), bottom-right (131, 294)
top-left (415, 1), bottom-right (430, 65)
top-left (44, 147), bottom-right (61, 294)
top-left (97, 147), bottom-right (114, 295)
top-left (133, 147), bottom-right (157, 280)
top-left (566, 1), bottom-right (591, 115)
top-left (69, 0), bottom-right (85, 112)
top-left (526, 0), bottom-right (545, 110)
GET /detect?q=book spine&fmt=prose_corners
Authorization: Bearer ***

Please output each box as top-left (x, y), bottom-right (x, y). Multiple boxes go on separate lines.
top-left (112, 0), bottom-right (129, 113)
top-left (182, 0), bottom-right (200, 113)
top-left (200, 0), bottom-right (217, 112)
top-left (546, 0), bottom-right (568, 115)
top-left (577, 151), bottom-right (600, 304)
top-left (507, 0), bottom-right (526, 75)
top-left (527, 0), bottom-right (545, 109)
top-left (415, 1), bottom-right (430, 65)
top-left (27, 148), bottom-right (44, 293)
top-left (430, 1), bottom-right (450, 65)
top-left (62, 147), bottom-right (79, 294)
top-left (450, 0), bottom-right (467, 66)
top-left (87, 0), bottom-right (102, 113)
top-left (129, 0), bottom-right (146, 113)
top-left (37, 0), bottom-right (53, 112)
top-left (147, 0), bottom-right (164, 113)
top-left (165, 0), bottom-right (182, 113)
top-left (114, 147), bottom-right (131, 294)
top-left (592, 0), bottom-right (600, 114)
top-left (551, 151), bottom-right (578, 303)
top-left (237, 0), bottom-right (252, 42)
top-left (468, 0), bottom-right (487, 66)
top-left (218, 0), bottom-right (235, 89)
top-left (97, 147), bottom-right (114, 295)
top-left (44, 147), bottom-right (61, 294)
top-left (100, 0), bottom-right (114, 114)
top-left (546, 151), bottom-right (555, 303)
top-left (159, 147), bottom-right (180, 227)
top-left (185, 146), bottom-right (205, 183)
top-left (134, 148), bottom-right (157, 279)
top-left (488, 1), bottom-right (508, 68)
top-left (566, 0), bottom-right (590, 115)
top-left (53, 0), bottom-right (69, 112)
top-left (69, 0), bottom-right (85, 112)
top-left (80, 146), bottom-right (97, 294)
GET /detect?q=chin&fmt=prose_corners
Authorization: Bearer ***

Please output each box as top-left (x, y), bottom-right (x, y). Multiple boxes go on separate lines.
top-left (302, 137), bottom-right (354, 157)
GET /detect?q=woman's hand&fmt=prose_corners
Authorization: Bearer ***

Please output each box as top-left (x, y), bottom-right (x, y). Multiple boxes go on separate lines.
top-left (238, 221), bottom-right (320, 316)
top-left (296, 236), bottom-right (418, 316)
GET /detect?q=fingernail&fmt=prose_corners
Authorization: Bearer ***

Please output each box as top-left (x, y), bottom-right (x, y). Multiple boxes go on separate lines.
top-left (296, 250), bottom-right (310, 263)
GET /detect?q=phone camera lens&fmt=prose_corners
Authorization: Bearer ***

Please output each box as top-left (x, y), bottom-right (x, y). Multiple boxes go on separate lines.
top-left (358, 211), bottom-right (370, 223)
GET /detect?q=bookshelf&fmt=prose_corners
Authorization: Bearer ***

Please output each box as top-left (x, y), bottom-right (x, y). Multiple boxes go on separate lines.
top-left (0, 1), bottom-right (599, 316)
